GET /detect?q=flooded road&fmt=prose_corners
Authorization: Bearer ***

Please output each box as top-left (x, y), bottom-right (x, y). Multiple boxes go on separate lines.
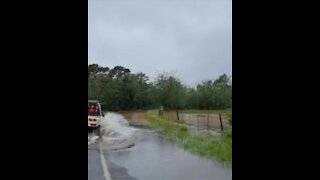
top-left (88, 112), bottom-right (232, 180)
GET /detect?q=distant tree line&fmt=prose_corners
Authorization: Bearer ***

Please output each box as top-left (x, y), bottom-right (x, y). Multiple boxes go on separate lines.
top-left (88, 64), bottom-right (232, 111)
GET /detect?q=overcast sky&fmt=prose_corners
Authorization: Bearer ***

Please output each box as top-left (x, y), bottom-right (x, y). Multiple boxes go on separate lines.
top-left (89, 0), bottom-right (232, 86)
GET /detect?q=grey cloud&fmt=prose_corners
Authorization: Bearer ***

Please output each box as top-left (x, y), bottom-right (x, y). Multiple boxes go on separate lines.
top-left (89, 0), bottom-right (232, 85)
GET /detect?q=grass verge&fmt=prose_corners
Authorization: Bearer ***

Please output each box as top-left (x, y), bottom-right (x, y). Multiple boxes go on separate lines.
top-left (144, 110), bottom-right (232, 167)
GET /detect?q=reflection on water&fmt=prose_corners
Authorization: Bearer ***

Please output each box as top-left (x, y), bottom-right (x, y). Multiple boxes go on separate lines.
top-left (106, 130), bottom-right (232, 180)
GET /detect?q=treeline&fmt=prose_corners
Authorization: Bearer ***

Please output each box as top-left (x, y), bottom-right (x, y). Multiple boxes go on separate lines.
top-left (88, 64), bottom-right (231, 111)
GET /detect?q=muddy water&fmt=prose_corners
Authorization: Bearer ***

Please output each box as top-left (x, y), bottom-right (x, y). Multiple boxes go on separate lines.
top-left (89, 112), bottom-right (232, 180)
top-left (106, 131), bottom-right (232, 180)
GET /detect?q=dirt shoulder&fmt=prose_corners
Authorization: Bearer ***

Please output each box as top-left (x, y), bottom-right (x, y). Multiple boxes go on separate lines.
top-left (118, 110), bottom-right (150, 127)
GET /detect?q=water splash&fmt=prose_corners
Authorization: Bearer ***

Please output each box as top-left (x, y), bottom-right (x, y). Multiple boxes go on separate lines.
top-left (88, 112), bottom-right (138, 151)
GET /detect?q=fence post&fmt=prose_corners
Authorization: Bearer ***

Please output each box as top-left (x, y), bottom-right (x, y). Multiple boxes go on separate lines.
top-left (176, 110), bottom-right (180, 121)
top-left (219, 113), bottom-right (224, 134)
top-left (207, 113), bottom-right (209, 130)
top-left (197, 115), bottom-right (199, 131)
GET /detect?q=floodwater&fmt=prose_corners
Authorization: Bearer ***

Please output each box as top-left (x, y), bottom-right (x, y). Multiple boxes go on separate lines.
top-left (88, 112), bottom-right (232, 180)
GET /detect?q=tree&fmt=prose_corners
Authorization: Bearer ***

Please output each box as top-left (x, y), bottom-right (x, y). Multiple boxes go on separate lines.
top-left (155, 74), bottom-right (186, 120)
top-left (88, 64), bottom-right (231, 111)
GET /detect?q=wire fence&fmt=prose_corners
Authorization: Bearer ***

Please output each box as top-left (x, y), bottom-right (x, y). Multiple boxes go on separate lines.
top-left (160, 110), bottom-right (231, 134)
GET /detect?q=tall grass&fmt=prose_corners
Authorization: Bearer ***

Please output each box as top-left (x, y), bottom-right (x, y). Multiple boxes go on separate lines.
top-left (144, 111), bottom-right (232, 167)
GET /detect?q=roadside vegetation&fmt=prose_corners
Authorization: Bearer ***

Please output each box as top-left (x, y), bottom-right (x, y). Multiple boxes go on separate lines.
top-left (144, 111), bottom-right (232, 166)
top-left (88, 64), bottom-right (232, 112)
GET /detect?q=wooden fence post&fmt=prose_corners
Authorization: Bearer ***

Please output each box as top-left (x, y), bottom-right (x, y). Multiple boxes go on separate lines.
top-left (207, 113), bottom-right (209, 130)
top-left (219, 113), bottom-right (224, 134)
top-left (197, 115), bottom-right (199, 131)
